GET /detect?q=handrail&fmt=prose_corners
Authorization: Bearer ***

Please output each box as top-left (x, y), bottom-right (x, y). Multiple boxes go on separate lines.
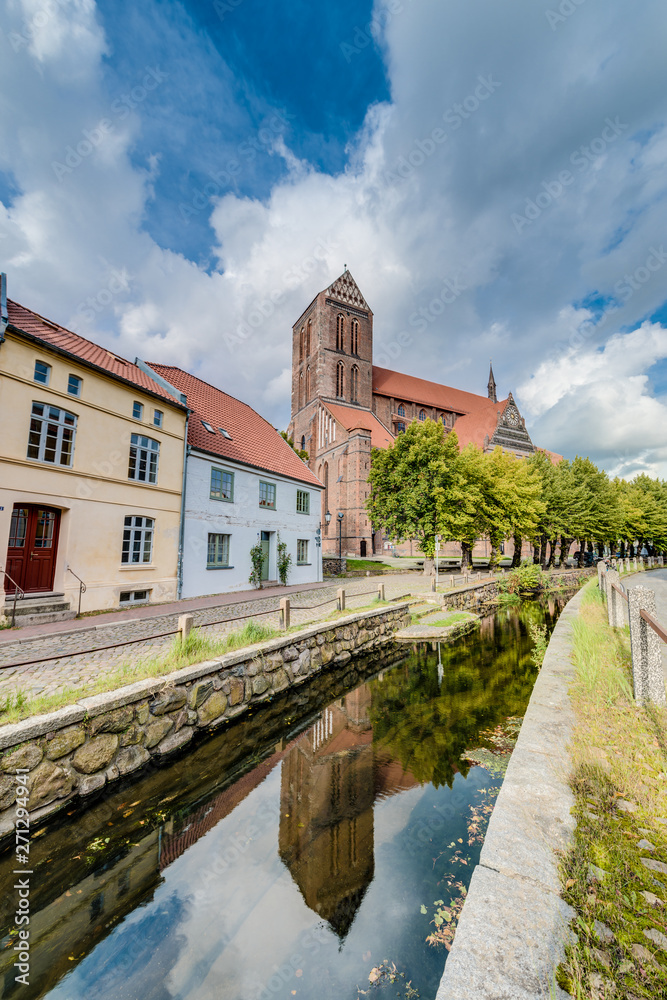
top-left (640, 608), bottom-right (667, 644)
top-left (66, 566), bottom-right (87, 617)
top-left (611, 582), bottom-right (628, 602)
top-left (2, 571), bottom-right (25, 628)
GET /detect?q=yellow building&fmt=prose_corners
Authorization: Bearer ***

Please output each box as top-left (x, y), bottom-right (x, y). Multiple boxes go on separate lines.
top-left (0, 275), bottom-right (188, 619)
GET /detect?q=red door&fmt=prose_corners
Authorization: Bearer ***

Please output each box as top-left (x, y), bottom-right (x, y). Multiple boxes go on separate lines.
top-left (5, 505), bottom-right (60, 594)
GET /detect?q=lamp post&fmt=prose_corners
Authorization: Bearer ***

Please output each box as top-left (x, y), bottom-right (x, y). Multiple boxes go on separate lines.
top-left (337, 512), bottom-right (344, 561)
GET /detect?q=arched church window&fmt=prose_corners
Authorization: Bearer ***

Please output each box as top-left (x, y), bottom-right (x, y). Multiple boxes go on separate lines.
top-left (336, 361), bottom-right (344, 398)
top-left (306, 319), bottom-right (311, 356)
top-left (336, 314), bottom-right (345, 352)
top-left (299, 326), bottom-right (304, 361)
top-left (299, 371), bottom-right (303, 409)
top-left (301, 435), bottom-right (306, 453)
top-left (350, 365), bottom-right (359, 403)
top-left (397, 422), bottom-right (406, 434)
top-left (419, 409), bottom-right (426, 421)
top-left (305, 366), bottom-right (311, 400)
top-left (351, 319), bottom-right (359, 354)
top-left (397, 403), bottom-right (405, 417)
top-left (323, 462), bottom-right (329, 531)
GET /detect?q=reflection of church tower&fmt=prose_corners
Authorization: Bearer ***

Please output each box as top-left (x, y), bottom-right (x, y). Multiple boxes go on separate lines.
top-left (278, 688), bottom-right (375, 939)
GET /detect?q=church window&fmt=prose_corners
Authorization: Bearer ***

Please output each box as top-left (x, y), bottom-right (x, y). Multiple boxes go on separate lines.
top-left (299, 326), bottom-right (304, 361)
top-left (301, 434), bottom-right (306, 453)
top-left (305, 365), bottom-right (311, 400)
top-left (419, 409), bottom-right (426, 421)
top-left (336, 314), bottom-right (345, 351)
top-left (351, 319), bottom-right (359, 354)
top-left (350, 365), bottom-right (359, 403)
top-left (397, 422), bottom-right (406, 433)
top-left (336, 361), bottom-right (344, 398)
top-left (299, 371), bottom-right (303, 409)
top-left (306, 319), bottom-right (311, 356)
top-left (397, 403), bottom-right (405, 416)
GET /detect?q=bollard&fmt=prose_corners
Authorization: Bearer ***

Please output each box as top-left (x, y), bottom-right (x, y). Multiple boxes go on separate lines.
top-left (605, 570), bottom-right (624, 627)
top-left (377, 582), bottom-right (385, 601)
top-left (449, 575), bottom-right (454, 588)
top-left (625, 557), bottom-right (630, 573)
top-left (178, 614), bottom-right (193, 643)
top-left (430, 577), bottom-right (436, 592)
top-left (597, 561), bottom-right (606, 592)
top-left (627, 586), bottom-right (666, 706)
top-left (280, 597), bottom-right (290, 630)
top-left (337, 588), bottom-right (345, 612)
top-left (633, 558), bottom-right (638, 572)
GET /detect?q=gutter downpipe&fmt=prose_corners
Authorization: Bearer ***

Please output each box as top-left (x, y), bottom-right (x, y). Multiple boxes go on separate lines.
top-left (0, 272), bottom-right (8, 344)
top-left (177, 426), bottom-right (190, 601)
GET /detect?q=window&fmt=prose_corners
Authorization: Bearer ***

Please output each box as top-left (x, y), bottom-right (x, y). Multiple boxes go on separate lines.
top-left (210, 467), bottom-right (234, 501)
top-left (132, 401), bottom-right (143, 420)
top-left (8, 508), bottom-right (28, 548)
top-left (419, 409), bottom-right (426, 421)
top-left (207, 533), bottom-right (231, 568)
top-left (397, 403), bottom-right (405, 416)
top-left (336, 361), bottom-right (344, 398)
top-left (153, 409), bottom-right (163, 428)
top-left (336, 314), bottom-right (344, 351)
top-left (305, 366), bottom-right (311, 400)
top-left (128, 433), bottom-right (159, 483)
top-left (397, 421), bottom-right (406, 433)
top-left (119, 589), bottom-right (150, 605)
top-left (306, 319), bottom-right (312, 355)
top-left (299, 326), bottom-right (304, 360)
top-left (297, 539), bottom-right (309, 565)
top-left (219, 427), bottom-right (232, 439)
top-left (201, 420), bottom-right (216, 434)
top-left (27, 402), bottom-right (77, 466)
top-left (350, 365), bottom-right (359, 403)
top-left (300, 435), bottom-right (306, 452)
top-left (296, 490), bottom-right (310, 514)
top-left (351, 319), bottom-right (359, 354)
top-left (33, 360), bottom-right (51, 385)
top-left (121, 515), bottom-right (154, 564)
top-left (67, 374), bottom-right (82, 397)
top-left (259, 481), bottom-right (276, 509)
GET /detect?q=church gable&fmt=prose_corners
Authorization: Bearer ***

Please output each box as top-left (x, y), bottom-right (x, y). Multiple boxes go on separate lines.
top-left (326, 270), bottom-right (370, 313)
top-left (488, 392), bottom-right (534, 454)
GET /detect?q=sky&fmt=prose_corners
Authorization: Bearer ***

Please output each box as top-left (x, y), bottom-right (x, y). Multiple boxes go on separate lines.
top-left (1, 0), bottom-right (667, 479)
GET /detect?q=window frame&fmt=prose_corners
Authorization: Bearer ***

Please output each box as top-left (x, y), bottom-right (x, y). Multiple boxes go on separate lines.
top-left (121, 515), bottom-right (154, 565)
top-left (397, 403), bottom-right (405, 417)
top-left (67, 374), bottom-right (82, 397)
top-left (210, 466), bottom-right (234, 502)
top-left (128, 433), bottom-right (160, 484)
top-left (27, 402), bottom-right (77, 467)
top-left (296, 490), bottom-right (310, 514)
top-left (153, 409), bottom-right (163, 428)
top-left (33, 360), bottom-right (51, 385)
top-left (132, 401), bottom-right (144, 420)
top-left (297, 539), bottom-right (309, 565)
top-left (207, 532), bottom-right (231, 569)
top-left (259, 480), bottom-right (276, 510)
top-left (419, 409), bottom-right (426, 421)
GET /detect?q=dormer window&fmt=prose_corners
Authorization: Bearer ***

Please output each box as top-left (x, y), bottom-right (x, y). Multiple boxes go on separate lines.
top-left (201, 420), bottom-right (216, 434)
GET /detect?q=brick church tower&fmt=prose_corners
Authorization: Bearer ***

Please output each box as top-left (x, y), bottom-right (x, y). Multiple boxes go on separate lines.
top-left (288, 270), bottom-right (389, 557)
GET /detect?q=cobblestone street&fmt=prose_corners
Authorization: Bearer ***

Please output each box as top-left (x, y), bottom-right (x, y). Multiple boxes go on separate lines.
top-left (0, 573), bottom-right (443, 698)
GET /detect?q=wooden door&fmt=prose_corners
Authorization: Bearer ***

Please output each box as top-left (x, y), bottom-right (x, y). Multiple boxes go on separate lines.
top-left (260, 531), bottom-right (270, 581)
top-left (5, 505), bottom-right (60, 594)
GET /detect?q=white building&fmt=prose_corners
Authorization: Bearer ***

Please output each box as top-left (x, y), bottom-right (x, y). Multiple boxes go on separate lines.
top-left (146, 364), bottom-right (324, 597)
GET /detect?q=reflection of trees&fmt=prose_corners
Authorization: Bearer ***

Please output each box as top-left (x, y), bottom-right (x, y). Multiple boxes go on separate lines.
top-left (368, 605), bottom-right (551, 787)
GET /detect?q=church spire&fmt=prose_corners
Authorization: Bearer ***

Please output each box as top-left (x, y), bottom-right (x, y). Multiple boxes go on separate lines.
top-left (487, 361), bottom-right (497, 403)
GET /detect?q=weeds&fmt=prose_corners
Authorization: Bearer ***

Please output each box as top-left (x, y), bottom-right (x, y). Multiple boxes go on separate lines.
top-left (528, 622), bottom-right (548, 669)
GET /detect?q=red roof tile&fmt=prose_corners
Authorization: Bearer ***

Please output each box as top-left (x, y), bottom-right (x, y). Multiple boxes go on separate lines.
top-left (325, 402), bottom-right (394, 450)
top-left (6, 300), bottom-right (185, 408)
top-left (147, 364), bottom-right (323, 488)
top-left (451, 399), bottom-right (508, 449)
top-left (372, 365), bottom-right (496, 415)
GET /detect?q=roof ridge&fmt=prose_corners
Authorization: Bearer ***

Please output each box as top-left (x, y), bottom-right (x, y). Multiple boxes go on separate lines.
top-left (9, 298), bottom-right (134, 366)
top-left (147, 363), bottom-right (270, 420)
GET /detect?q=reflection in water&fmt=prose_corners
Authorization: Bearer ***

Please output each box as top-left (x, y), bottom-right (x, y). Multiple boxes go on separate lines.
top-left (0, 598), bottom-right (565, 1000)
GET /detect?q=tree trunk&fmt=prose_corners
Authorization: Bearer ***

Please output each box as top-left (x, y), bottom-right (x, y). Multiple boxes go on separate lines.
top-left (547, 538), bottom-right (557, 568)
top-left (619, 540), bottom-right (625, 558)
top-left (539, 533), bottom-right (548, 567)
top-left (559, 536), bottom-right (572, 565)
top-left (511, 531), bottom-right (522, 568)
top-left (461, 542), bottom-right (472, 570)
top-left (577, 539), bottom-right (586, 568)
top-left (489, 539), bottom-right (500, 570)
top-left (423, 557), bottom-right (435, 577)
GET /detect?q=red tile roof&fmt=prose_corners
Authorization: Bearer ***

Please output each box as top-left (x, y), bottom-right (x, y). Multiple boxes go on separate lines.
top-left (148, 364), bottom-right (323, 488)
top-left (451, 399), bottom-right (508, 449)
top-left (372, 365), bottom-right (495, 415)
top-left (536, 447), bottom-right (564, 465)
top-left (325, 402), bottom-right (394, 450)
top-left (6, 300), bottom-right (186, 408)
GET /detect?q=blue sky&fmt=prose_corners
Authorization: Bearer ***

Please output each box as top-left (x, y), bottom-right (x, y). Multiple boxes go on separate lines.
top-left (1, 0), bottom-right (667, 477)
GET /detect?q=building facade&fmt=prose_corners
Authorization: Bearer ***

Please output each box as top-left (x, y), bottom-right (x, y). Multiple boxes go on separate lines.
top-left (147, 365), bottom-right (324, 596)
top-left (0, 277), bottom-right (188, 617)
top-left (288, 270), bottom-right (555, 558)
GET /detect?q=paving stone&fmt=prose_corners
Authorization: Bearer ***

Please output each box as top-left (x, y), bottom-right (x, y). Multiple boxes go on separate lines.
top-left (641, 890), bottom-right (664, 906)
top-left (638, 838), bottom-right (656, 851)
top-left (644, 927), bottom-right (667, 951)
top-left (641, 857), bottom-right (667, 876)
top-left (631, 943), bottom-right (656, 964)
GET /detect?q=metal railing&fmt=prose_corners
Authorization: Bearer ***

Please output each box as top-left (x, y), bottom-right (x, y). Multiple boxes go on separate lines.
top-left (2, 572), bottom-right (25, 628)
top-left (66, 566), bottom-right (87, 617)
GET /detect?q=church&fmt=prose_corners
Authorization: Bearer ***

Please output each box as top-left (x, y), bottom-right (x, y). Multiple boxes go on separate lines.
top-left (288, 269), bottom-right (548, 558)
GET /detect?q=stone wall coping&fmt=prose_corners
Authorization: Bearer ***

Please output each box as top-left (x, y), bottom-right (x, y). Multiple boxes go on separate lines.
top-left (435, 586), bottom-right (585, 1000)
top-left (0, 602), bottom-right (410, 748)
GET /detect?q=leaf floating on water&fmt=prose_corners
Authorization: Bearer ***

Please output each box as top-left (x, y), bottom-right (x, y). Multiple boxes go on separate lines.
top-left (368, 968), bottom-right (380, 983)
top-left (420, 904), bottom-right (427, 914)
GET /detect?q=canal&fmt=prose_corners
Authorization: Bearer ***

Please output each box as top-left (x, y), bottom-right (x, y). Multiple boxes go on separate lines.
top-left (0, 598), bottom-right (565, 1000)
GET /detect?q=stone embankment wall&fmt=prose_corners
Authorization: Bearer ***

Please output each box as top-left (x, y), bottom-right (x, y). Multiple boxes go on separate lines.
top-left (440, 568), bottom-right (593, 613)
top-left (0, 603), bottom-right (411, 842)
top-left (322, 557), bottom-right (346, 576)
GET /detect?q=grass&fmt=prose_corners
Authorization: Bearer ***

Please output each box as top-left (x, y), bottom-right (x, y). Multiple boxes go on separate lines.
top-left (421, 611), bottom-right (477, 627)
top-left (345, 559), bottom-right (394, 572)
top-left (557, 580), bottom-right (667, 998)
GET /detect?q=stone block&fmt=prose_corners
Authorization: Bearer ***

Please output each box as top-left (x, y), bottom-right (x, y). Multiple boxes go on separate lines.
top-left (246, 659), bottom-right (261, 677)
top-left (294, 650), bottom-right (311, 676)
top-left (264, 654), bottom-right (284, 673)
top-left (106, 764), bottom-right (120, 782)
top-left (0, 775), bottom-right (16, 811)
top-left (197, 690), bottom-right (228, 725)
top-left (89, 705), bottom-right (134, 735)
top-left (44, 726), bottom-right (86, 760)
top-left (187, 680), bottom-right (214, 709)
top-left (119, 725), bottom-right (144, 748)
top-left (169, 708), bottom-right (189, 733)
top-left (212, 676), bottom-right (223, 690)
top-left (628, 586), bottom-right (666, 705)
top-left (334, 652), bottom-right (352, 665)
top-left (150, 687), bottom-right (187, 716)
top-left (157, 727), bottom-right (194, 755)
top-left (310, 649), bottom-right (322, 669)
top-left (1, 744), bottom-right (43, 772)
top-left (144, 717), bottom-right (173, 749)
top-left (115, 746), bottom-right (150, 776)
top-left (320, 643), bottom-right (335, 664)
top-left (271, 668), bottom-right (290, 693)
top-left (251, 676), bottom-right (270, 696)
top-left (78, 681), bottom-right (161, 718)
top-left (72, 734), bottom-right (119, 775)
top-left (79, 773), bottom-right (106, 796)
top-left (27, 760), bottom-right (74, 811)
top-left (356, 629), bottom-right (370, 646)
top-left (0, 706), bottom-right (85, 751)
top-left (282, 645), bottom-right (299, 661)
top-left (135, 701), bottom-right (150, 725)
top-left (228, 677), bottom-right (245, 706)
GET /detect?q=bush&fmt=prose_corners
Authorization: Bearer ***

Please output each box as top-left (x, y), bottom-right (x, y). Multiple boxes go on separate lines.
top-left (500, 560), bottom-right (544, 595)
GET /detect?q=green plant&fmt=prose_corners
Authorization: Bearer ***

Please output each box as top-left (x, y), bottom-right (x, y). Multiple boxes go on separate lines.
top-left (276, 532), bottom-right (292, 586)
top-left (249, 540), bottom-right (264, 589)
top-left (499, 560), bottom-right (544, 595)
top-left (528, 622), bottom-right (548, 669)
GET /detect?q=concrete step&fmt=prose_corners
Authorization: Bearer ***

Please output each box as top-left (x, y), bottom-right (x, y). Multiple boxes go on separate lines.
top-left (2, 601), bottom-right (71, 616)
top-left (1, 609), bottom-right (77, 628)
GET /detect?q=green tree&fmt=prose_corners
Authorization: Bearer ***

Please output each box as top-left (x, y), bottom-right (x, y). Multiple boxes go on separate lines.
top-left (280, 431), bottom-right (309, 461)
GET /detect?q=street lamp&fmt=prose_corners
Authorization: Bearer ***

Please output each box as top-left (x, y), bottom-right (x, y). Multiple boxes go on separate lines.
top-left (337, 512), bottom-right (344, 560)
top-left (325, 510), bottom-right (332, 527)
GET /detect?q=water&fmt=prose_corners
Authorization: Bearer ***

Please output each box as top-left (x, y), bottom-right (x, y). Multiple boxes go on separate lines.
top-left (0, 599), bottom-right (564, 1000)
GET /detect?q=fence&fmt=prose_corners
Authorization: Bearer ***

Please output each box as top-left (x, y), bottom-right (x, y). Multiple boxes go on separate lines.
top-left (599, 562), bottom-right (666, 706)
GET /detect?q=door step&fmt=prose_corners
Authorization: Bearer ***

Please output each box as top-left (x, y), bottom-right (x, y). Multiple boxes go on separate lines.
top-left (1, 594), bottom-right (75, 627)
top-left (2, 609), bottom-right (78, 628)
